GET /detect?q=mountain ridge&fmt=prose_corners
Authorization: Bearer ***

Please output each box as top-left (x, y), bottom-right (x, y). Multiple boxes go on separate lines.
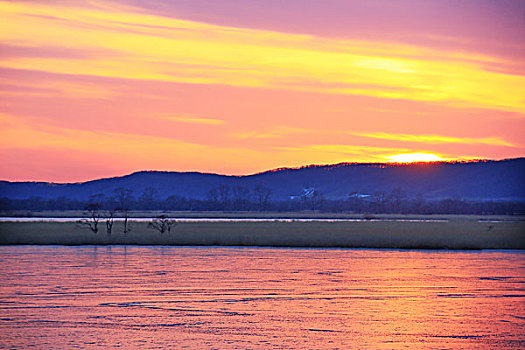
top-left (1, 158), bottom-right (524, 201)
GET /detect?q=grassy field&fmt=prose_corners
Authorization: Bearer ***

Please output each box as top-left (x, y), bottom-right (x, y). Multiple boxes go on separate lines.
top-left (1, 217), bottom-right (524, 249)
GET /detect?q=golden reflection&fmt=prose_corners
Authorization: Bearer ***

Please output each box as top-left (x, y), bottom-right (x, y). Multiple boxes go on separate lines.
top-left (0, 247), bottom-right (522, 348)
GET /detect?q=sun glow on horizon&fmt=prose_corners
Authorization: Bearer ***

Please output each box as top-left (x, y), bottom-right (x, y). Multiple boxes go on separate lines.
top-left (386, 153), bottom-right (444, 163)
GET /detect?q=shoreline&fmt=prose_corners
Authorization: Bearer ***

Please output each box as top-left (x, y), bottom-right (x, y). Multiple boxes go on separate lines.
top-left (3, 244), bottom-right (525, 252)
top-left (1, 210), bottom-right (522, 220)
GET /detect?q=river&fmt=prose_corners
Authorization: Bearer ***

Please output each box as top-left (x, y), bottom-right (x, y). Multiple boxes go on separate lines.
top-left (0, 246), bottom-right (523, 349)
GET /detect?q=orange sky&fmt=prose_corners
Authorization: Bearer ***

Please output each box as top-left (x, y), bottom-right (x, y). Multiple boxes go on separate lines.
top-left (1, 0), bottom-right (524, 181)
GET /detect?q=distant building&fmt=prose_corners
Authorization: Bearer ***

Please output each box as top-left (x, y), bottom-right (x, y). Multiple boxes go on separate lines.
top-left (289, 187), bottom-right (316, 200)
top-left (348, 192), bottom-right (370, 199)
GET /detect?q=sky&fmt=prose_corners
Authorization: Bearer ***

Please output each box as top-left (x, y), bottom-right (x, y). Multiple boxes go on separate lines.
top-left (1, 0), bottom-right (524, 182)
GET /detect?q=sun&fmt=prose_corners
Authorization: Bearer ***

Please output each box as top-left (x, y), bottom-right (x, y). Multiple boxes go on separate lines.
top-left (385, 152), bottom-right (444, 163)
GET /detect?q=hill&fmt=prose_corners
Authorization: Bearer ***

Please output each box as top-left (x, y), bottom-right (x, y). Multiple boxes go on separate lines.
top-left (1, 158), bottom-right (524, 201)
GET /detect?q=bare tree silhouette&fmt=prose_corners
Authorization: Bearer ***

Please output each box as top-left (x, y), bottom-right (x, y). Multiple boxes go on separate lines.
top-left (113, 187), bottom-right (133, 235)
top-left (77, 202), bottom-right (102, 234)
top-left (148, 215), bottom-right (177, 234)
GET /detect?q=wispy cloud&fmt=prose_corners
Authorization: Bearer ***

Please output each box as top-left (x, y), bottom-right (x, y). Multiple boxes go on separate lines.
top-left (1, 1), bottom-right (524, 113)
top-left (352, 132), bottom-right (518, 147)
top-left (165, 115), bottom-right (225, 125)
top-left (276, 144), bottom-right (410, 157)
top-left (230, 126), bottom-right (309, 139)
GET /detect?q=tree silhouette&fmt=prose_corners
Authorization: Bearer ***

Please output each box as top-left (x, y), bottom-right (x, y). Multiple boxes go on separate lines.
top-left (148, 215), bottom-right (176, 234)
top-left (232, 185), bottom-right (250, 210)
top-left (140, 187), bottom-right (158, 210)
top-left (207, 188), bottom-right (219, 210)
top-left (104, 208), bottom-right (116, 235)
top-left (254, 184), bottom-right (272, 211)
top-left (218, 185), bottom-right (230, 211)
top-left (113, 187), bottom-right (133, 235)
top-left (77, 202), bottom-right (102, 234)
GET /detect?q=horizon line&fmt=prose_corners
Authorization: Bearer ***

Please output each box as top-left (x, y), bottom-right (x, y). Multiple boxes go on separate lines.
top-left (2, 157), bottom-right (523, 185)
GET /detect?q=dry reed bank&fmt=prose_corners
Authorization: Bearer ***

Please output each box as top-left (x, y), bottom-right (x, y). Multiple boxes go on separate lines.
top-left (1, 218), bottom-right (524, 249)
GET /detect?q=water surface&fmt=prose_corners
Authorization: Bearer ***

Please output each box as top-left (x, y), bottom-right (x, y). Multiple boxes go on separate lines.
top-left (0, 247), bottom-right (523, 349)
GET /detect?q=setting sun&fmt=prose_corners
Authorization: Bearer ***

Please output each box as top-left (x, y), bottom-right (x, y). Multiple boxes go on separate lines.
top-left (386, 153), bottom-right (444, 163)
